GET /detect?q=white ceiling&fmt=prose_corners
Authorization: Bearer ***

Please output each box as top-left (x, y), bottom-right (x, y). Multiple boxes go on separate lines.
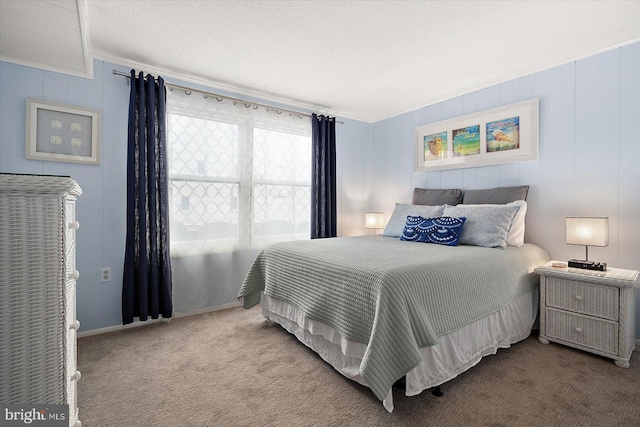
top-left (1, 1), bottom-right (639, 122)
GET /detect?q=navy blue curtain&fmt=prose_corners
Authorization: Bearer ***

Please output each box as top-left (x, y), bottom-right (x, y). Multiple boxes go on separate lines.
top-left (311, 114), bottom-right (337, 239)
top-left (122, 70), bottom-right (172, 324)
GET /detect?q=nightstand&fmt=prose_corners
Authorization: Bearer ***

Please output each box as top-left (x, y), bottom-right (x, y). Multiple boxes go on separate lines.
top-left (535, 261), bottom-right (638, 368)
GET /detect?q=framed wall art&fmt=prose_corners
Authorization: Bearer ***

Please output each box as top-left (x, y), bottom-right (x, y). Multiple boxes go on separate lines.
top-left (26, 99), bottom-right (101, 165)
top-left (414, 98), bottom-right (538, 172)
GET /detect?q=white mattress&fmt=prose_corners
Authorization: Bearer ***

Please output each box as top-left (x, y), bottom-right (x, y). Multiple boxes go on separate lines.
top-left (261, 290), bottom-right (538, 412)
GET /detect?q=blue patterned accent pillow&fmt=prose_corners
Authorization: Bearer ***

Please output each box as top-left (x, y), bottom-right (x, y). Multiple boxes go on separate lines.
top-left (400, 216), bottom-right (466, 246)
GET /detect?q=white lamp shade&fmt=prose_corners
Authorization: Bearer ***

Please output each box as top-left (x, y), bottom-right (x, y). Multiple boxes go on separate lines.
top-left (365, 212), bottom-right (385, 229)
top-left (566, 217), bottom-right (609, 247)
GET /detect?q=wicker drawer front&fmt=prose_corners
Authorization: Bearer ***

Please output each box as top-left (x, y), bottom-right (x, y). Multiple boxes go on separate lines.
top-left (65, 327), bottom-right (79, 423)
top-left (63, 197), bottom-right (80, 426)
top-left (64, 198), bottom-right (77, 325)
top-left (65, 199), bottom-right (77, 275)
top-left (0, 195), bottom-right (66, 404)
top-left (546, 278), bottom-right (619, 320)
top-left (546, 308), bottom-right (618, 355)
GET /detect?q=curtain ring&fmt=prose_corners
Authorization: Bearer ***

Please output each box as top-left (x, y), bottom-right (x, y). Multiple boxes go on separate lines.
top-left (276, 110), bottom-right (282, 114)
top-left (203, 94), bottom-right (208, 99)
top-left (244, 103), bottom-right (251, 108)
top-left (185, 90), bottom-right (192, 95)
top-left (233, 101), bottom-right (237, 105)
top-left (253, 104), bottom-right (259, 110)
top-left (168, 87), bottom-right (174, 92)
top-left (216, 97), bottom-right (223, 102)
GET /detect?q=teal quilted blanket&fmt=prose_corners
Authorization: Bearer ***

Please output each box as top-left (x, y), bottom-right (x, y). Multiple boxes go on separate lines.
top-left (238, 235), bottom-right (549, 401)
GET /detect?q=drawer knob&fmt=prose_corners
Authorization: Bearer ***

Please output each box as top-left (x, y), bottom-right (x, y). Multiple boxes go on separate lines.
top-left (69, 221), bottom-right (80, 230)
top-left (574, 295), bottom-right (583, 301)
top-left (68, 270), bottom-right (80, 280)
top-left (575, 327), bottom-right (583, 334)
top-left (72, 371), bottom-right (81, 382)
top-left (70, 320), bottom-right (80, 330)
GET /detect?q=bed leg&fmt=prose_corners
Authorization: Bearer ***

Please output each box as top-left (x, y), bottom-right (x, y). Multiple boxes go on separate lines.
top-left (432, 386), bottom-right (443, 397)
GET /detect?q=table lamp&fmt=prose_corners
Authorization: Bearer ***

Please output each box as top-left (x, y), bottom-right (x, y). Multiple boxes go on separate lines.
top-left (365, 212), bottom-right (385, 234)
top-left (566, 216), bottom-right (608, 271)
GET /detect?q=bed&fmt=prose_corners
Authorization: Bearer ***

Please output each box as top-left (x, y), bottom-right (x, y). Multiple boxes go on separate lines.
top-left (238, 186), bottom-right (550, 412)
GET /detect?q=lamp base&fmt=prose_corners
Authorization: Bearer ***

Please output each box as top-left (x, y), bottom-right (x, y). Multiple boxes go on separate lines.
top-left (568, 259), bottom-right (607, 271)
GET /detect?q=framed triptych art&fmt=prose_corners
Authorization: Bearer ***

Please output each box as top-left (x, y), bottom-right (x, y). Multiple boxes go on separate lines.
top-left (414, 98), bottom-right (539, 172)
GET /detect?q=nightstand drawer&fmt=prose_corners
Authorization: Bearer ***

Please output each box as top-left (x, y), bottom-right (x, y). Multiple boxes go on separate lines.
top-left (546, 278), bottom-right (619, 320)
top-left (546, 308), bottom-right (618, 355)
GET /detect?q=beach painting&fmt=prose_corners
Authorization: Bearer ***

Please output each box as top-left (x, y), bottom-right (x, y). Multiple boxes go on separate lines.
top-left (414, 98), bottom-right (538, 172)
top-left (486, 117), bottom-right (520, 152)
top-left (424, 131), bottom-right (447, 161)
top-left (452, 125), bottom-right (480, 157)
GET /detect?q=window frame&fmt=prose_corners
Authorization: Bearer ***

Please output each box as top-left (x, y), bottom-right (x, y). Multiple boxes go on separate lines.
top-left (166, 106), bottom-right (311, 256)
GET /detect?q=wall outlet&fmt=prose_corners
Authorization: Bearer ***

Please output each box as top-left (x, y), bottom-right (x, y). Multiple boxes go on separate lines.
top-left (101, 267), bottom-right (112, 283)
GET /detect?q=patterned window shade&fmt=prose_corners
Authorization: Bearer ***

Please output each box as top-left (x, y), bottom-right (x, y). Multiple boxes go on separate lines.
top-left (167, 89), bottom-right (311, 256)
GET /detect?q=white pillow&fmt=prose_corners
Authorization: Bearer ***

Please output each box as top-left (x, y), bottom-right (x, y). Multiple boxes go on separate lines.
top-left (457, 200), bottom-right (527, 246)
top-left (382, 203), bottom-right (445, 237)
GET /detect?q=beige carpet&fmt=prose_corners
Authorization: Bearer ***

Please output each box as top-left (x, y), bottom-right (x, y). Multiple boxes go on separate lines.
top-left (78, 306), bottom-right (640, 427)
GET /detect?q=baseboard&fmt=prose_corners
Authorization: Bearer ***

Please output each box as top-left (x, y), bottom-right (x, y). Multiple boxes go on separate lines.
top-left (77, 318), bottom-right (168, 338)
top-left (77, 301), bottom-right (242, 338)
top-left (174, 301), bottom-right (241, 318)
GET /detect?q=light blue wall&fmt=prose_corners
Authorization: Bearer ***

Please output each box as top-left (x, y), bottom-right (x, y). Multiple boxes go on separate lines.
top-left (336, 118), bottom-right (373, 236)
top-left (1, 60), bottom-right (131, 332)
top-left (0, 59), bottom-right (372, 332)
top-left (366, 42), bottom-right (640, 338)
top-left (2, 43), bottom-right (639, 336)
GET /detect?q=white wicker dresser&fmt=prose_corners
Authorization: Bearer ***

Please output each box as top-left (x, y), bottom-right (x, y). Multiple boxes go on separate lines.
top-left (0, 174), bottom-right (82, 427)
top-left (535, 261), bottom-right (638, 368)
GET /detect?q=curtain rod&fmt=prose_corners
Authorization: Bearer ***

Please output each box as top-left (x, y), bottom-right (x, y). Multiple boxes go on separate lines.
top-left (112, 70), bottom-right (342, 124)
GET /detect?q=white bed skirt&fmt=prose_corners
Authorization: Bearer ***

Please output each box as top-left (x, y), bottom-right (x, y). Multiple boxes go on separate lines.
top-left (260, 290), bottom-right (538, 412)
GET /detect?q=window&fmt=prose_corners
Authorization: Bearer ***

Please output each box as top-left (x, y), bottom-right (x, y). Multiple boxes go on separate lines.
top-left (167, 89), bottom-right (311, 256)
top-left (252, 125), bottom-right (311, 242)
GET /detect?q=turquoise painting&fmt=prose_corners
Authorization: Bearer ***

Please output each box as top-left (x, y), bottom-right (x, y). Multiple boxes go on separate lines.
top-left (486, 117), bottom-right (520, 152)
top-left (453, 125), bottom-right (480, 157)
top-left (424, 131), bottom-right (447, 161)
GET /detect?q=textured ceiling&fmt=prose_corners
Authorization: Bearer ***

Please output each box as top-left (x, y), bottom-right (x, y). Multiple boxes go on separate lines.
top-left (2, 1), bottom-right (640, 122)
